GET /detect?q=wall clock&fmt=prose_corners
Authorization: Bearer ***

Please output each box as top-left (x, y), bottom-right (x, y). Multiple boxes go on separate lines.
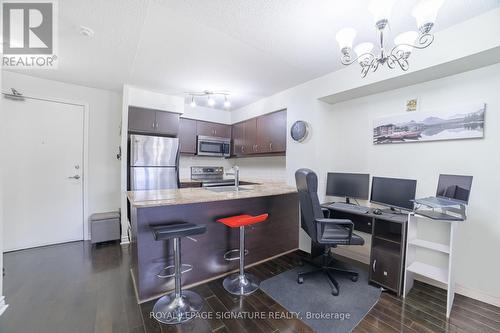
top-left (290, 120), bottom-right (309, 142)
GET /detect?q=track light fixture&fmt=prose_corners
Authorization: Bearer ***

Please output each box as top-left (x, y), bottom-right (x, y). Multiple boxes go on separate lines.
top-left (185, 90), bottom-right (231, 109)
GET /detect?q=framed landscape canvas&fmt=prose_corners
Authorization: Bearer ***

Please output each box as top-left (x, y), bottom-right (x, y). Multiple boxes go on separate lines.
top-left (373, 103), bottom-right (486, 145)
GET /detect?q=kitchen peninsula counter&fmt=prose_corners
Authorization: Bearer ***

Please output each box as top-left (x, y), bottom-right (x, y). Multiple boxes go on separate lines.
top-left (127, 181), bottom-right (296, 207)
top-left (127, 181), bottom-right (299, 303)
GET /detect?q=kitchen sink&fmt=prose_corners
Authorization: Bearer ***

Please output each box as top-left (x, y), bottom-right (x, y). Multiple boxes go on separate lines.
top-left (205, 186), bottom-right (251, 192)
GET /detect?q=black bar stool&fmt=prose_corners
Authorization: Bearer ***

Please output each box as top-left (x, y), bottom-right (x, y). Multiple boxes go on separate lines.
top-left (151, 222), bottom-right (207, 325)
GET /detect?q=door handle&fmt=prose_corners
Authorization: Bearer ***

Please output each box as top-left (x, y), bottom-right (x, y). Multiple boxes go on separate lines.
top-left (68, 175), bottom-right (81, 180)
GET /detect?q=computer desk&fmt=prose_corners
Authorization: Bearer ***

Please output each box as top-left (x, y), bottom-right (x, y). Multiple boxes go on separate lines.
top-left (321, 203), bottom-right (408, 296)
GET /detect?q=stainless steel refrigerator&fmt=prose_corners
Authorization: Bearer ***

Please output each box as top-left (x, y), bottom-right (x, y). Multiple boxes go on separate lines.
top-left (129, 134), bottom-right (180, 190)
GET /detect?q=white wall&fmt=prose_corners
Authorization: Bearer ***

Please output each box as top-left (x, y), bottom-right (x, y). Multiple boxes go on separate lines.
top-left (127, 86), bottom-right (184, 114)
top-left (233, 63), bottom-right (500, 305)
top-left (182, 105), bottom-right (231, 124)
top-left (2, 71), bottom-right (122, 239)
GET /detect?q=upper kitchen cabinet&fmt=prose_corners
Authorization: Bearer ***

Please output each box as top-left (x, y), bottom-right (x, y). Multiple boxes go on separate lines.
top-left (128, 107), bottom-right (157, 133)
top-left (155, 110), bottom-right (180, 136)
top-left (232, 110), bottom-right (287, 156)
top-left (232, 121), bottom-right (245, 155)
top-left (257, 110), bottom-right (287, 153)
top-left (179, 118), bottom-right (197, 154)
top-left (244, 118), bottom-right (258, 154)
top-left (196, 120), bottom-right (231, 138)
top-left (128, 106), bottom-right (179, 136)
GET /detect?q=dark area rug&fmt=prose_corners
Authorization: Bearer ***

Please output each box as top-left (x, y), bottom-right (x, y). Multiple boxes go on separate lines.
top-left (260, 262), bottom-right (381, 333)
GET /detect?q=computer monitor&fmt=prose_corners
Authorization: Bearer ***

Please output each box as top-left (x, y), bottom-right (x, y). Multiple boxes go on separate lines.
top-left (436, 174), bottom-right (473, 204)
top-left (371, 176), bottom-right (417, 211)
top-left (326, 172), bottom-right (370, 203)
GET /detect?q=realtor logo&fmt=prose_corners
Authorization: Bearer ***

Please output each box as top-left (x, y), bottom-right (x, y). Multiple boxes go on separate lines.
top-left (2, 0), bottom-right (58, 68)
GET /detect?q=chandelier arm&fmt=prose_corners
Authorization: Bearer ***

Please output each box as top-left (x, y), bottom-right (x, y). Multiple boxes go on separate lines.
top-left (390, 33), bottom-right (435, 57)
top-left (389, 54), bottom-right (410, 71)
top-left (360, 59), bottom-right (375, 77)
top-left (341, 52), bottom-right (376, 66)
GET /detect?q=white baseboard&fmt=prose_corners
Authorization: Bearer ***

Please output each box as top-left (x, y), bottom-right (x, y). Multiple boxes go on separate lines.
top-left (415, 275), bottom-right (500, 308)
top-left (0, 296), bottom-right (8, 316)
top-left (336, 248), bottom-right (500, 308)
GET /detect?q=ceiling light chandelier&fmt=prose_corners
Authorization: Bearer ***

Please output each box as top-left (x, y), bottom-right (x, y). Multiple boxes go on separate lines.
top-left (336, 0), bottom-right (444, 77)
top-left (186, 90), bottom-right (231, 109)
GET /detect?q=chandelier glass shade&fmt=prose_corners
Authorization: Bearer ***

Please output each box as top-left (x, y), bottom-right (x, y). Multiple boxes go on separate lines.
top-left (336, 0), bottom-right (443, 77)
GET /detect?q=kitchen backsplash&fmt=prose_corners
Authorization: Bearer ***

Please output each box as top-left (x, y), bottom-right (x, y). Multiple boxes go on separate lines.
top-left (179, 155), bottom-right (286, 181)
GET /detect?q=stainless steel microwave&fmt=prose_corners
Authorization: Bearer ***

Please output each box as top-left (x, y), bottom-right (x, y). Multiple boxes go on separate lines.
top-left (197, 135), bottom-right (231, 157)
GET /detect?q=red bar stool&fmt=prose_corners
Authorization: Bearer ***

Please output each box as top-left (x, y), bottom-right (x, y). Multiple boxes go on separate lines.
top-left (216, 213), bottom-right (269, 295)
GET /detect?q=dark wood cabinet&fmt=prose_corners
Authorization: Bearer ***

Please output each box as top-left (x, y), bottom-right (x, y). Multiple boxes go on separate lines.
top-left (257, 110), bottom-right (286, 153)
top-left (232, 110), bottom-right (287, 156)
top-left (128, 107), bottom-right (156, 133)
top-left (128, 106), bottom-right (179, 136)
top-left (232, 121), bottom-right (246, 155)
top-left (196, 121), bottom-right (231, 138)
top-left (155, 111), bottom-right (180, 136)
top-left (179, 118), bottom-right (197, 154)
top-left (244, 118), bottom-right (258, 154)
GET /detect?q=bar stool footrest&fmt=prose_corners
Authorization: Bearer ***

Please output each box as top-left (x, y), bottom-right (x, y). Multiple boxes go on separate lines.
top-left (157, 264), bottom-right (193, 278)
top-left (223, 248), bottom-right (249, 261)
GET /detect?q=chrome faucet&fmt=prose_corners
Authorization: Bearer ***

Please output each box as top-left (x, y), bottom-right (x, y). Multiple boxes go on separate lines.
top-left (226, 165), bottom-right (240, 191)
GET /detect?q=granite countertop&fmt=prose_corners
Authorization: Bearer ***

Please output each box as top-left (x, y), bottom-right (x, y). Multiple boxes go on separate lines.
top-left (127, 180), bottom-right (296, 208)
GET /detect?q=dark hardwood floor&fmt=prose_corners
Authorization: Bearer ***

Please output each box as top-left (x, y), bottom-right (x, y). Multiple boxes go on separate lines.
top-left (1, 241), bottom-right (499, 333)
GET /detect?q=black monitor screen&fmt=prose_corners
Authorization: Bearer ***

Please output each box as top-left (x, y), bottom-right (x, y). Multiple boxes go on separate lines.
top-left (371, 177), bottom-right (417, 210)
top-left (326, 173), bottom-right (370, 200)
top-left (436, 174), bottom-right (473, 204)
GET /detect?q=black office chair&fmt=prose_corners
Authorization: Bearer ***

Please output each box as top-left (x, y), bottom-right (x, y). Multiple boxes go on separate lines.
top-left (295, 168), bottom-right (365, 296)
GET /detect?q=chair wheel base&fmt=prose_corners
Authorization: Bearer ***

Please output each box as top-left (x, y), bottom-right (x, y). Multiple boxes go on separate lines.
top-left (297, 276), bottom-right (304, 284)
top-left (151, 290), bottom-right (203, 325)
top-left (351, 275), bottom-right (358, 282)
top-left (223, 273), bottom-right (260, 295)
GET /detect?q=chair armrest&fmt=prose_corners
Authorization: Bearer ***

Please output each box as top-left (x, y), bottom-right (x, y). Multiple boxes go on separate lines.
top-left (321, 207), bottom-right (331, 218)
top-left (315, 218), bottom-right (354, 241)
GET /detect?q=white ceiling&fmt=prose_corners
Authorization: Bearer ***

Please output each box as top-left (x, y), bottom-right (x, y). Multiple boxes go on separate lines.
top-left (8, 0), bottom-right (500, 110)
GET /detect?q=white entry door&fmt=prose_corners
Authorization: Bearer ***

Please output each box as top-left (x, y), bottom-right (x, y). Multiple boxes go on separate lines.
top-left (2, 95), bottom-right (85, 251)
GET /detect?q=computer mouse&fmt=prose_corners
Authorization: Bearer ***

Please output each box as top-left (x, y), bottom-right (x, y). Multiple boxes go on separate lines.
top-left (373, 209), bottom-right (383, 215)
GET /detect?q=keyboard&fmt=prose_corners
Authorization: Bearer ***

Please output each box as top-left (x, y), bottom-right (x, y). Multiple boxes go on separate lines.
top-left (328, 202), bottom-right (369, 214)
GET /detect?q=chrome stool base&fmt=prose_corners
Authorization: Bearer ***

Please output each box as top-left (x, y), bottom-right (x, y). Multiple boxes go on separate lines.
top-left (223, 272), bottom-right (260, 296)
top-left (152, 290), bottom-right (203, 325)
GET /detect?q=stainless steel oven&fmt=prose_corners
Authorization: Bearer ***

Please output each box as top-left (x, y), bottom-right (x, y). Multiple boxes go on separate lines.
top-left (197, 136), bottom-right (231, 157)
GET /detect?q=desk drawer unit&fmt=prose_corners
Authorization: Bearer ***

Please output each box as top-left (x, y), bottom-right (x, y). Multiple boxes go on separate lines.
top-left (370, 246), bottom-right (400, 291)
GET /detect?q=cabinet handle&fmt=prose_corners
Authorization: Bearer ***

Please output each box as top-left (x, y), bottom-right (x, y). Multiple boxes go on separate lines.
top-left (152, 121), bottom-right (156, 129)
top-left (269, 142), bottom-right (273, 151)
top-left (372, 259), bottom-right (377, 272)
top-left (214, 129), bottom-right (217, 136)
